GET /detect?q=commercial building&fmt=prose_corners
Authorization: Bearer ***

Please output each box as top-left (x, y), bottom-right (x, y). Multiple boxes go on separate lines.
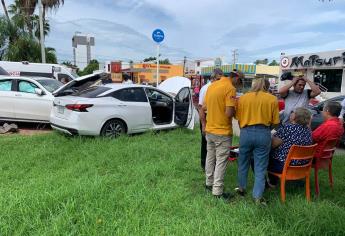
top-left (280, 50), bottom-right (345, 98)
top-left (122, 63), bottom-right (184, 84)
top-left (201, 64), bottom-right (279, 92)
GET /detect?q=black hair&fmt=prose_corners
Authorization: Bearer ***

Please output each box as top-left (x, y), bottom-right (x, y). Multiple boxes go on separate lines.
top-left (324, 101), bottom-right (342, 117)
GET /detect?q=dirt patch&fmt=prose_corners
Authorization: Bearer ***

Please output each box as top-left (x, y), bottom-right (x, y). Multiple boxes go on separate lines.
top-left (0, 122), bottom-right (52, 136)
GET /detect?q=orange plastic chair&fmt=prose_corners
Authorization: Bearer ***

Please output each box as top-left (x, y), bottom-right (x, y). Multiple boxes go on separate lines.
top-left (313, 138), bottom-right (338, 196)
top-left (268, 144), bottom-right (317, 202)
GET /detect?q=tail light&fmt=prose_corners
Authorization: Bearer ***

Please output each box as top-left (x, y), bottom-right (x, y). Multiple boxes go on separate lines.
top-left (65, 104), bottom-right (93, 112)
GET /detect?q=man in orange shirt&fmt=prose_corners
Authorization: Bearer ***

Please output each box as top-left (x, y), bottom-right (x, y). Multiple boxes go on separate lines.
top-left (200, 69), bottom-right (242, 200)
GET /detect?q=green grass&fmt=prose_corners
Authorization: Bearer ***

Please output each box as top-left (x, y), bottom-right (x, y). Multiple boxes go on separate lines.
top-left (0, 129), bottom-right (345, 235)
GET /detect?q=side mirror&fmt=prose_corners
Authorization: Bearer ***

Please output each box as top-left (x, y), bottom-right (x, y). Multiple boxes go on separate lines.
top-left (34, 88), bottom-right (44, 96)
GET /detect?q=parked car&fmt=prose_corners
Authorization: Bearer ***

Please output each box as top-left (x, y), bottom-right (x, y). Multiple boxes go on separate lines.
top-left (0, 72), bottom-right (112, 124)
top-left (309, 95), bottom-right (345, 144)
top-left (50, 81), bottom-right (194, 138)
top-left (0, 76), bottom-right (63, 123)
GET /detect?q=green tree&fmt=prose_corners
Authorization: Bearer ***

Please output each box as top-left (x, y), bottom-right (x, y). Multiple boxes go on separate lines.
top-left (254, 58), bottom-right (269, 65)
top-left (159, 58), bottom-right (171, 65)
top-left (17, 0), bottom-right (64, 26)
top-left (269, 60), bottom-right (279, 66)
top-left (143, 57), bottom-right (156, 62)
top-left (0, 0), bottom-right (58, 63)
top-left (78, 60), bottom-right (99, 76)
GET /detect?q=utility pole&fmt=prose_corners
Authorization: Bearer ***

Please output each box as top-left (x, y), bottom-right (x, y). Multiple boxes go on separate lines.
top-left (231, 49), bottom-right (238, 65)
top-left (183, 56), bottom-right (187, 77)
top-left (38, 0), bottom-right (46, 63)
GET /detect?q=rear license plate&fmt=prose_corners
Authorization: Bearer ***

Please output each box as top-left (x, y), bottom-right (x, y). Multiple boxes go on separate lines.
top-left (57, 106), bottom-right (64, 114)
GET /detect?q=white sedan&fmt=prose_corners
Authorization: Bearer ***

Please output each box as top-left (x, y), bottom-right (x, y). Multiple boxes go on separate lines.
top-left (0, 76), bottom-right (63, 123)
top-left (50, 81), bottom-right (194, 138)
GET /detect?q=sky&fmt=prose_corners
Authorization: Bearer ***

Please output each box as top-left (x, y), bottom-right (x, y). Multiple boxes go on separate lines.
top-left (5, 0), bottom-right (345, 64)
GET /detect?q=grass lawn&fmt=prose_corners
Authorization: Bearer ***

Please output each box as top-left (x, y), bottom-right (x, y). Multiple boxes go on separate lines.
top-left (1, 128), bottom-right (345, 235)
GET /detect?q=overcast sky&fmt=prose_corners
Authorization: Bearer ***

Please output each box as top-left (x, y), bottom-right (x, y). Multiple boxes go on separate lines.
top-left (5, 0), bottom-right (345, 64)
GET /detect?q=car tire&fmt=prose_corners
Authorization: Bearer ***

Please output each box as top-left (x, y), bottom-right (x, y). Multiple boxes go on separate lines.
top-left (100, 119), bottom-right (127, 138)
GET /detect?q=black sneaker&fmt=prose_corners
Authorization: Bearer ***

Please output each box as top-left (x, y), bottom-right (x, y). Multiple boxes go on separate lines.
top-left (205, 185), bottom-right (212, 192)
top-left (234, 187), bottom-right (246, 197)
top-left (254, 198), bottom-right (268, 206)
top-left (213, 192), bottom-right (234, 200)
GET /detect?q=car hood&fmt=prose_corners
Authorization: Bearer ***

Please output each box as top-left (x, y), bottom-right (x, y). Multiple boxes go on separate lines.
top-left (158, 76), bottom-right (191, 96)
top-left (53, 72), bottom-right (106, 96)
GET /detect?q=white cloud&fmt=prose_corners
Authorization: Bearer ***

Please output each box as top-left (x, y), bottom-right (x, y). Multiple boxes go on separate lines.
top-left (10, 0), bottom-right (344, 63)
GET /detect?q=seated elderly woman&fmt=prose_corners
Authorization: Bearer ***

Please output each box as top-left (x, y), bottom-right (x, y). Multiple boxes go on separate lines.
top-left (268, 107), bottom-right (313, 186)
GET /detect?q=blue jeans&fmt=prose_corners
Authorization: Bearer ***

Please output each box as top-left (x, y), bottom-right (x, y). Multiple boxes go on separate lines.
top-left (238, 125), bottom-right (271, 199)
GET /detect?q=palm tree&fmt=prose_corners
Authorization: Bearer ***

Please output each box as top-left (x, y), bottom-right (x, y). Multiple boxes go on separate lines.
top-left (20, 0), bottom-right (64, 23)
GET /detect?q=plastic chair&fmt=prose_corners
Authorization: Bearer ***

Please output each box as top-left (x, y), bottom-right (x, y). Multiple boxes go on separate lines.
top-left (268, 144), bottom-right (317, 202)
top-left (313, 138), bottom-right (338, 196)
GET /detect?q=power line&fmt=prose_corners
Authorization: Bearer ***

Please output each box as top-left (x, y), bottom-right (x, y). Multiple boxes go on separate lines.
top-left (231, 49), bottom-right (238, 65)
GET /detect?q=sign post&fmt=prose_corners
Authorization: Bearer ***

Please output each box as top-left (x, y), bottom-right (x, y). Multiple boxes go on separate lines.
top-left (152, 29), bottom-right (165, 87)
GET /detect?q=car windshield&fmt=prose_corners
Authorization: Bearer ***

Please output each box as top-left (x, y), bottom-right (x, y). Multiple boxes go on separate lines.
top-left (37, 79), bottom-right (63, 92)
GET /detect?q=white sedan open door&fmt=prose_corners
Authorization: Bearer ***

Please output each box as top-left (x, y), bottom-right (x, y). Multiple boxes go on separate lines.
top-left (174, 87), bottom-right (194, 129)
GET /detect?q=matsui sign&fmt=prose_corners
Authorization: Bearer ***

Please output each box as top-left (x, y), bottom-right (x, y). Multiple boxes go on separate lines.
top-left (281, 51), bottom-right (345, 69)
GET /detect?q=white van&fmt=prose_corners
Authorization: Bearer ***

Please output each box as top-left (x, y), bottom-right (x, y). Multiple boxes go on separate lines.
top-left (0, 61), bottom-right (78, 82)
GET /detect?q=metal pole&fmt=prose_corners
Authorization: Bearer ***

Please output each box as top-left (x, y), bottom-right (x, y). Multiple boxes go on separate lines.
top-left (38, 0), bottom-right (46, 63)
top-left (156, 44), bottom-right (160, 87)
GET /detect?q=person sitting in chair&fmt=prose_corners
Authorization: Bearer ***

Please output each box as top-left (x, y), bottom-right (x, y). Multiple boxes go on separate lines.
top-left (312, 101), bottom-right (344, 158)
top-left (268, 107), bottom-right (313, 186)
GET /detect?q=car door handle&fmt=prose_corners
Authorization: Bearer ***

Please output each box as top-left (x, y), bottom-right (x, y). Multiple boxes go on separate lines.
top-left (15, 94), bottom-right (22, 97)
top-left (118, 104), bottom-right (127, 107)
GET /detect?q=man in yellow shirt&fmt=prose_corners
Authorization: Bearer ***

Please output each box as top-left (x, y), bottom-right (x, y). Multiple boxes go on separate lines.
top-left (200, 69), bottom-right (241, 199)
top-left (235, 78), bottom-right (280, 205)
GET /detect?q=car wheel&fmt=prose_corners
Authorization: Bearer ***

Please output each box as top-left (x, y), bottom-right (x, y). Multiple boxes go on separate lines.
top-left (101, 119), bottom-right (127, 138)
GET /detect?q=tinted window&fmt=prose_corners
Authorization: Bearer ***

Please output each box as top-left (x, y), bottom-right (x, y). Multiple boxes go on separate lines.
top-left (18, 80), bottom-right (38, 93)
top-left (0, 80), bottom-right (12, 91)
top-left (72, 86), bottom-right (111, 98)
top-left (112, 88), bottom-right (148, 102)
top-left (37, 79), bottom-right (63, 93)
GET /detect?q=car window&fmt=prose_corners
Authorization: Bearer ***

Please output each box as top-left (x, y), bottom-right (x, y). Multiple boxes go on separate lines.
top-left (58, 73), bottom-right (73, 83)
top-left (175, 88), bottom-right (190, 103)
top-left (72, 86), bottom-right (111, 98)
top-left (37, 79), bottom-right (63, 93)
top-left (112, 88), bottom-right (148, 102)
top-left (0, 80), bottom-right (12, 91)
top-left (18, 80), bottom-right (38, 94)
top-left (145, 89), bottom-right (171, 103)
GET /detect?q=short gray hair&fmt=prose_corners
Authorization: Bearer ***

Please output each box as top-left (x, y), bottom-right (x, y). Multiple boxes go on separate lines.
top-left (293, 107), bottom-right (312, 126)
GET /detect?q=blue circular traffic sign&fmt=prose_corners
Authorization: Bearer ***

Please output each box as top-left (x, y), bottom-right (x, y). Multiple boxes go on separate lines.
top-left (152, 29), bottom-right (164, 43)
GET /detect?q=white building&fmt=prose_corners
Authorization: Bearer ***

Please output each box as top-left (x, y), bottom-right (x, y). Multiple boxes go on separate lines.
top-left (280, 50), bottom-right (345, 99)
top-left (72, 33), bottom-right (95, 70)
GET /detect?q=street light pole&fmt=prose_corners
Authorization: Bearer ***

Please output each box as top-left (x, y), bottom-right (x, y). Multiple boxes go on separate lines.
top-left (38, 0), bottom-right (46, 63)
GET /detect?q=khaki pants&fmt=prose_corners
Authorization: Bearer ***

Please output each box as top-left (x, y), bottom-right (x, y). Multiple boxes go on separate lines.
top-left (205, 133), bottom-right (232, 195)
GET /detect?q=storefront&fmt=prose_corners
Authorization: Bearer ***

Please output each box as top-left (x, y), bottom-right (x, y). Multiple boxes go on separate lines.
top-left (280, 50), bottom-right (345, 98)
top-left (123, 64), bottom-right (184, 84)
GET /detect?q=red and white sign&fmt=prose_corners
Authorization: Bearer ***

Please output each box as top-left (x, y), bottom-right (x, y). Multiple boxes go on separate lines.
top-left (281, 57), bottom-right (289, 68)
